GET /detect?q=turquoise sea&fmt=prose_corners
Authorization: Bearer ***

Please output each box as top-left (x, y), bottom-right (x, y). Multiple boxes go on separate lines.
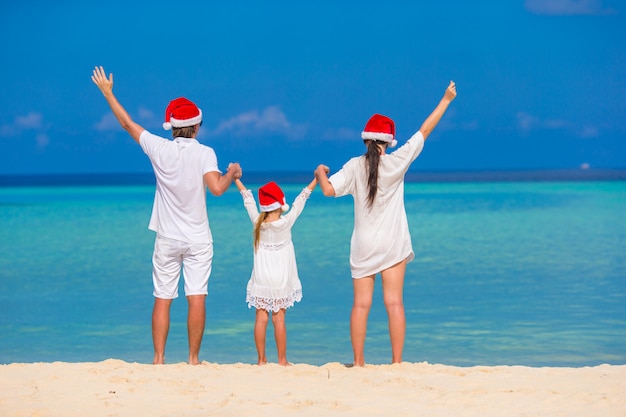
top-left (1, 171), bottom-right (625, 366)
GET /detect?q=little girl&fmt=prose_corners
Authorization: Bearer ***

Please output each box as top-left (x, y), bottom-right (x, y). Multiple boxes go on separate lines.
top-left (235, 177), bottom-right (317, 366)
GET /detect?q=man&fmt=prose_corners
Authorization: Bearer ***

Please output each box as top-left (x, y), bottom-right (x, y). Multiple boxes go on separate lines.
top-left (91, 66), bottom-right (242, 364)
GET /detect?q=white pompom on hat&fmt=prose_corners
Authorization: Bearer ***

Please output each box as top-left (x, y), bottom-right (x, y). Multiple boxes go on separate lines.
top-left (361, 113), bottom-right (397, 147)
top-left (162, 97), bottom-right (203, 130)
top-left (258, 181), bottom-right (289, 213)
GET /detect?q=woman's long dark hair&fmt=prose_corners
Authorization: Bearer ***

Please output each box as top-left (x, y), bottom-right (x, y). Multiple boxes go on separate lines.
top-left (365, 140), bottom-right (385, 207)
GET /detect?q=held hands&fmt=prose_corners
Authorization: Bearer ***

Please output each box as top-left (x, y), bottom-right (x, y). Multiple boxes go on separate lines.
top-left (91, 66), bottom-right (114, 95)
top-left (444, 81), bottom-right (457, 103)
top-left (315, 164), bottom-right (330, 178)
top-left (227, 162), bottom-right (243, 179)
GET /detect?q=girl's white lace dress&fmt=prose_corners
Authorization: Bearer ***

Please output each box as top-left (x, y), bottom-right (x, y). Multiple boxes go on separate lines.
top-left (240, 187), bottom-right (312, 312)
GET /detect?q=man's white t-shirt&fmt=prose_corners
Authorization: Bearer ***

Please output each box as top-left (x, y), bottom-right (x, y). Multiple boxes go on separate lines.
top-left (139, 131), bottom-right (220, 244)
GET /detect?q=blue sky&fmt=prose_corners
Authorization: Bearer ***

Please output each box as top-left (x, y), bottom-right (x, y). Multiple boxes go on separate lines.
top-left (1, 0), bottom-right (624, 175)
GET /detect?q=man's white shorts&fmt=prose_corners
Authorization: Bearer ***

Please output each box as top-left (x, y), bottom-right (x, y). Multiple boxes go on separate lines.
top-left (152, 235), bottom-right (213, 299)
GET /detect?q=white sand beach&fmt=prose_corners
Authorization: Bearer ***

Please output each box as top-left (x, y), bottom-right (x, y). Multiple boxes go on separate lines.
top-left (1, 360), bottom-right (624, 417)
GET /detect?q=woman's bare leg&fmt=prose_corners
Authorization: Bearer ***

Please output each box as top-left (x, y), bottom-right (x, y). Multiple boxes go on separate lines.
top-left (351, 275), bottom-right (375, 367)
top-left (381, 260), bottom-right (407, 364)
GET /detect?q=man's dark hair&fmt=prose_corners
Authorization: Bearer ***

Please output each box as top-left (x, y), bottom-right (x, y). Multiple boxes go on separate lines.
top-left (172, 125), bottom-right (197, 138)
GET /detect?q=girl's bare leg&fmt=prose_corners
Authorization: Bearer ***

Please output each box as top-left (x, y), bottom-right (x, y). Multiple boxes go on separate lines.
top-left (272, 309), bottom-right (290, 366)
top-left (254, 309), bottom-right (269, 365)
top-left (381, 260), bottom-right (407, 364)
top-left (350, 276), bottom-right (375, 367)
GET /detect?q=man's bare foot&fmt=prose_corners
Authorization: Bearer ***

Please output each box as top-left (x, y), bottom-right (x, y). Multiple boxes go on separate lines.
top-left (346, 362), bottom-right (365, 368)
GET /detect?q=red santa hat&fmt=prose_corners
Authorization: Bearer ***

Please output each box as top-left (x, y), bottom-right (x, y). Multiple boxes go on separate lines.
top-left (361, 113), bottom-right (397, 147)
top-left (162, 97), bottom-right (203, 130)
top-left (258, 182), bottom-right (289, 212)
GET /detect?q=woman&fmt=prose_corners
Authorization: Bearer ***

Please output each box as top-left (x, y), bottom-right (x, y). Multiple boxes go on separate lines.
top-left (315, 81), bottom-right (457, 366)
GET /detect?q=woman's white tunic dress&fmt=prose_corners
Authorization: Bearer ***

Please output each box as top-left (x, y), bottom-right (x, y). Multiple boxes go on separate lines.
top-left (328, 131), bottom-right (425, 278)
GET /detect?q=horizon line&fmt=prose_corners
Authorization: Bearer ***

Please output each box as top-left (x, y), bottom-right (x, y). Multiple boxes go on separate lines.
top-left (2, 168), bottom-right (626, 187)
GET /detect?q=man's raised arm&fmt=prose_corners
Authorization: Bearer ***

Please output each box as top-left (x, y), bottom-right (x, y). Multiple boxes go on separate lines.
top-left (91, 66), bottom-right (145, 144)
